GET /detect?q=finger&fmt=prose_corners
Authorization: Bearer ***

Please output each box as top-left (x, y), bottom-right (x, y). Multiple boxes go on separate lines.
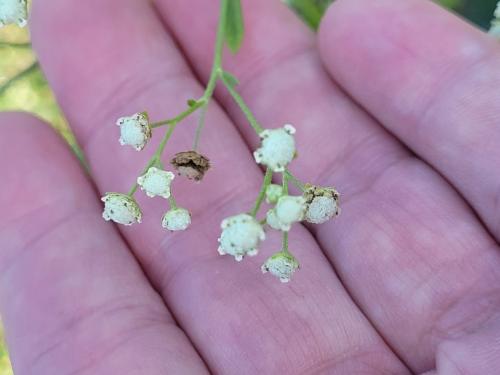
top-left (431, 315), bottom-right (500, 374)
top-left (0, 113), bottom-right (208, 374)
top-left (318, 0), bottom-right (500, 241)
top-left (31, 1), bottom-right (410, 373)
top-left (156, 0), bottom-right (500, 372)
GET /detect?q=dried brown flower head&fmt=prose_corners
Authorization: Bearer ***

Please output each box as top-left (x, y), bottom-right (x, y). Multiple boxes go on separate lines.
top-left (170, 151), bottom-right (211, 181)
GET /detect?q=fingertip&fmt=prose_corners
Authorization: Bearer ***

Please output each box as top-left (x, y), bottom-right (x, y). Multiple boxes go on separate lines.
top-left (318, 0), bottom-right (496, 88)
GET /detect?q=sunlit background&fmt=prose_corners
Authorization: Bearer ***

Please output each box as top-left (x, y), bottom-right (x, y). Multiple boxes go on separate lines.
top-left (0, 0), bottom-right (497, 373)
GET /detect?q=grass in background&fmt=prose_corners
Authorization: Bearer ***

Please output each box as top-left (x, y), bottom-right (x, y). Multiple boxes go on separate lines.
top-left (0, 1), bottom-right (497, 373)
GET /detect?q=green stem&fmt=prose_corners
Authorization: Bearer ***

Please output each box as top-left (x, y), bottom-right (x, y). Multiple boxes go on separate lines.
top-left (284, 169), bottom-right (305, 192)
top-left (168, 195), bottom-right (178, 209)
top-left (150, 100), bottom-right (205, 128)
top-left (282, 170), bottom-right (290, 195)
top-left (250, 168), bottom-right (273, 217)
top-left (193, 104), bottom-right (209, 151)
top-left (220, 73), bottom-right (264, 135)
top-left (282, 231), bottom-right (290, 253)
top-left (192, 0), bottom-right (229, 150)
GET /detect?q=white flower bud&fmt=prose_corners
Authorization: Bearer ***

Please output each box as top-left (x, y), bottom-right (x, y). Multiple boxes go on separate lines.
top-left (253, 124), bottom-right (296, 172)
top-left (265, 184), bottom-right (283, 204)
top-left (0, 0), bottom-right (27, 27)
top-left (303, 185), bottom-right (340, 224)
top-left (116, 112), bottom-right (151, 151)
top-left (265, 208), bottom-right (282, 231)
top-left (218, 213), bottom-right (266, 261)
top-left (162, 208), bottom-right (191, 231)
top-left (137, 167), bottom-right (175, 199)
top-left (274, 195), bottom-right (307, 231)
top-left (261, 251), bottom-right (299, 283)
top-left (101, 193), bottom-right (142, 226)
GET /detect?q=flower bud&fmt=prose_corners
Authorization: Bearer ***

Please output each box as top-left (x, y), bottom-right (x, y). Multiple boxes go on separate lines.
top-left (116, 112), bottom-right (151, 151)
top-left (162, 208), bottom-right (191, 231)
top-left (265, 184), bottom-right (283, 204)
top-left (218, 213), bottom-right (266, 261)
top-left (137, 167), bottom-right (175, 199)
top-left (253, 124), bottom-right (296, 172)
top-left (274, 195), bottom-right (307, 231)
top-left (261, 251), bottom-right (299, 283)
top-left (101, 193), bottom-right (142, 225)
top-left (0, 0), bottom-right (28, 28)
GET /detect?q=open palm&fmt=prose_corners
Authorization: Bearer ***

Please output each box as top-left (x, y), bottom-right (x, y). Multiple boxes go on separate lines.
top-left (2, 0), bottom-right (500, 373)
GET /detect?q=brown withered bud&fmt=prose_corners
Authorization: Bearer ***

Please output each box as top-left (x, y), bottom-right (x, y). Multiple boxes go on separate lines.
top-left (302, 184), bottom-right (340, 224)
top-left (170, 151), bottom-right (211, 182)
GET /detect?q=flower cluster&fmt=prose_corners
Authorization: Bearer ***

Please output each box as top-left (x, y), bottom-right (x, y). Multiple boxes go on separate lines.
top-left (0, 0), bottom-right (27, 28)
top-left (95, 0), bottom-right (342, 285)
top-left (101, 112), bottom-right (211, 233)
top-left (217, 125), bottom-right (341, 283)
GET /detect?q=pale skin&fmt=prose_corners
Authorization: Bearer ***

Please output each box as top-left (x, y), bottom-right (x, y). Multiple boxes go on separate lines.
top-left (1, 0), bottom-right (500, 373)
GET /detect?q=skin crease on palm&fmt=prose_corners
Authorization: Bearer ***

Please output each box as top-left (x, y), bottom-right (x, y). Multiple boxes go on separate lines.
top-left (2, 0), bottom-right (500, 373)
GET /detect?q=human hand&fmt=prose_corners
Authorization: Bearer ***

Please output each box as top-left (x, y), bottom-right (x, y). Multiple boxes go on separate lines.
top-left (1, 0), bottom-right (500, 374)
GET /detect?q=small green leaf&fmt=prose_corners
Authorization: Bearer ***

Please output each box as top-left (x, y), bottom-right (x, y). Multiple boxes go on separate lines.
top-left (187, 99), bottom-right (198, 107)
top-left (284, 0), bottom-right (333, 31)
top-left (221, 70), bottom-right (240, 87)
top-left (224, 0), bottom-right (245, 53)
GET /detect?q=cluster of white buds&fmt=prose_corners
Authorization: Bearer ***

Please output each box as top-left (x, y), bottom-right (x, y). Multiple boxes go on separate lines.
top-left (261, 251), bottom-right (299, 283)
top-left (101, 112), bottom-right (207, 232)
top-left (116, 112), bottom-right (152, 151)
top-left (254, 124), bottom-right (296, 172)
top-left (218, 214), bottom-right (266, 261)
top-left (216, 123), bottom-right (342, 283)
top-left (0, 0), bottom-right (27, 27)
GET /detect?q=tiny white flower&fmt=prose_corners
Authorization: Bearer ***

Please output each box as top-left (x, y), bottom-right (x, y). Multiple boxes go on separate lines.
top-left (218, 213), bottom-right (266, 261)
top-left (265, 208), bottom-right (282, 231)
top-left (162, 208), bottom-right (191, 231)
top-left (265, 184), bottom-right (283, 204)
top-left (495, 1), bottom-right (500, 18)
top-left (116, 112), bottom-right (151, 151)
top-left (137, 167), bottom-right (175, 199)
top-left (303, 185), bottom-right (340, 224)
top-left (261, 251), bottom-right (299, 283)
top-left (101, 193), bottom-right (142, 226)
top-left (0, 0), bottom-right (28, 28)
top-left (253, 124), bottom-right (296, 172)
top-left (274, 195), bottom-right (307, 231)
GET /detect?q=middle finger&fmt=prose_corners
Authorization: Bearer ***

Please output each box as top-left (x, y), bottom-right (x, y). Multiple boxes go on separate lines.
top-left (31, 0), bottom-right (407, 373)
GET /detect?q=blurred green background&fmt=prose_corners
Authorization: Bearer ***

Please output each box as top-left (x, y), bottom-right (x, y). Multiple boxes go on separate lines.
top-left (0, 0), bottom-right (497, 373)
